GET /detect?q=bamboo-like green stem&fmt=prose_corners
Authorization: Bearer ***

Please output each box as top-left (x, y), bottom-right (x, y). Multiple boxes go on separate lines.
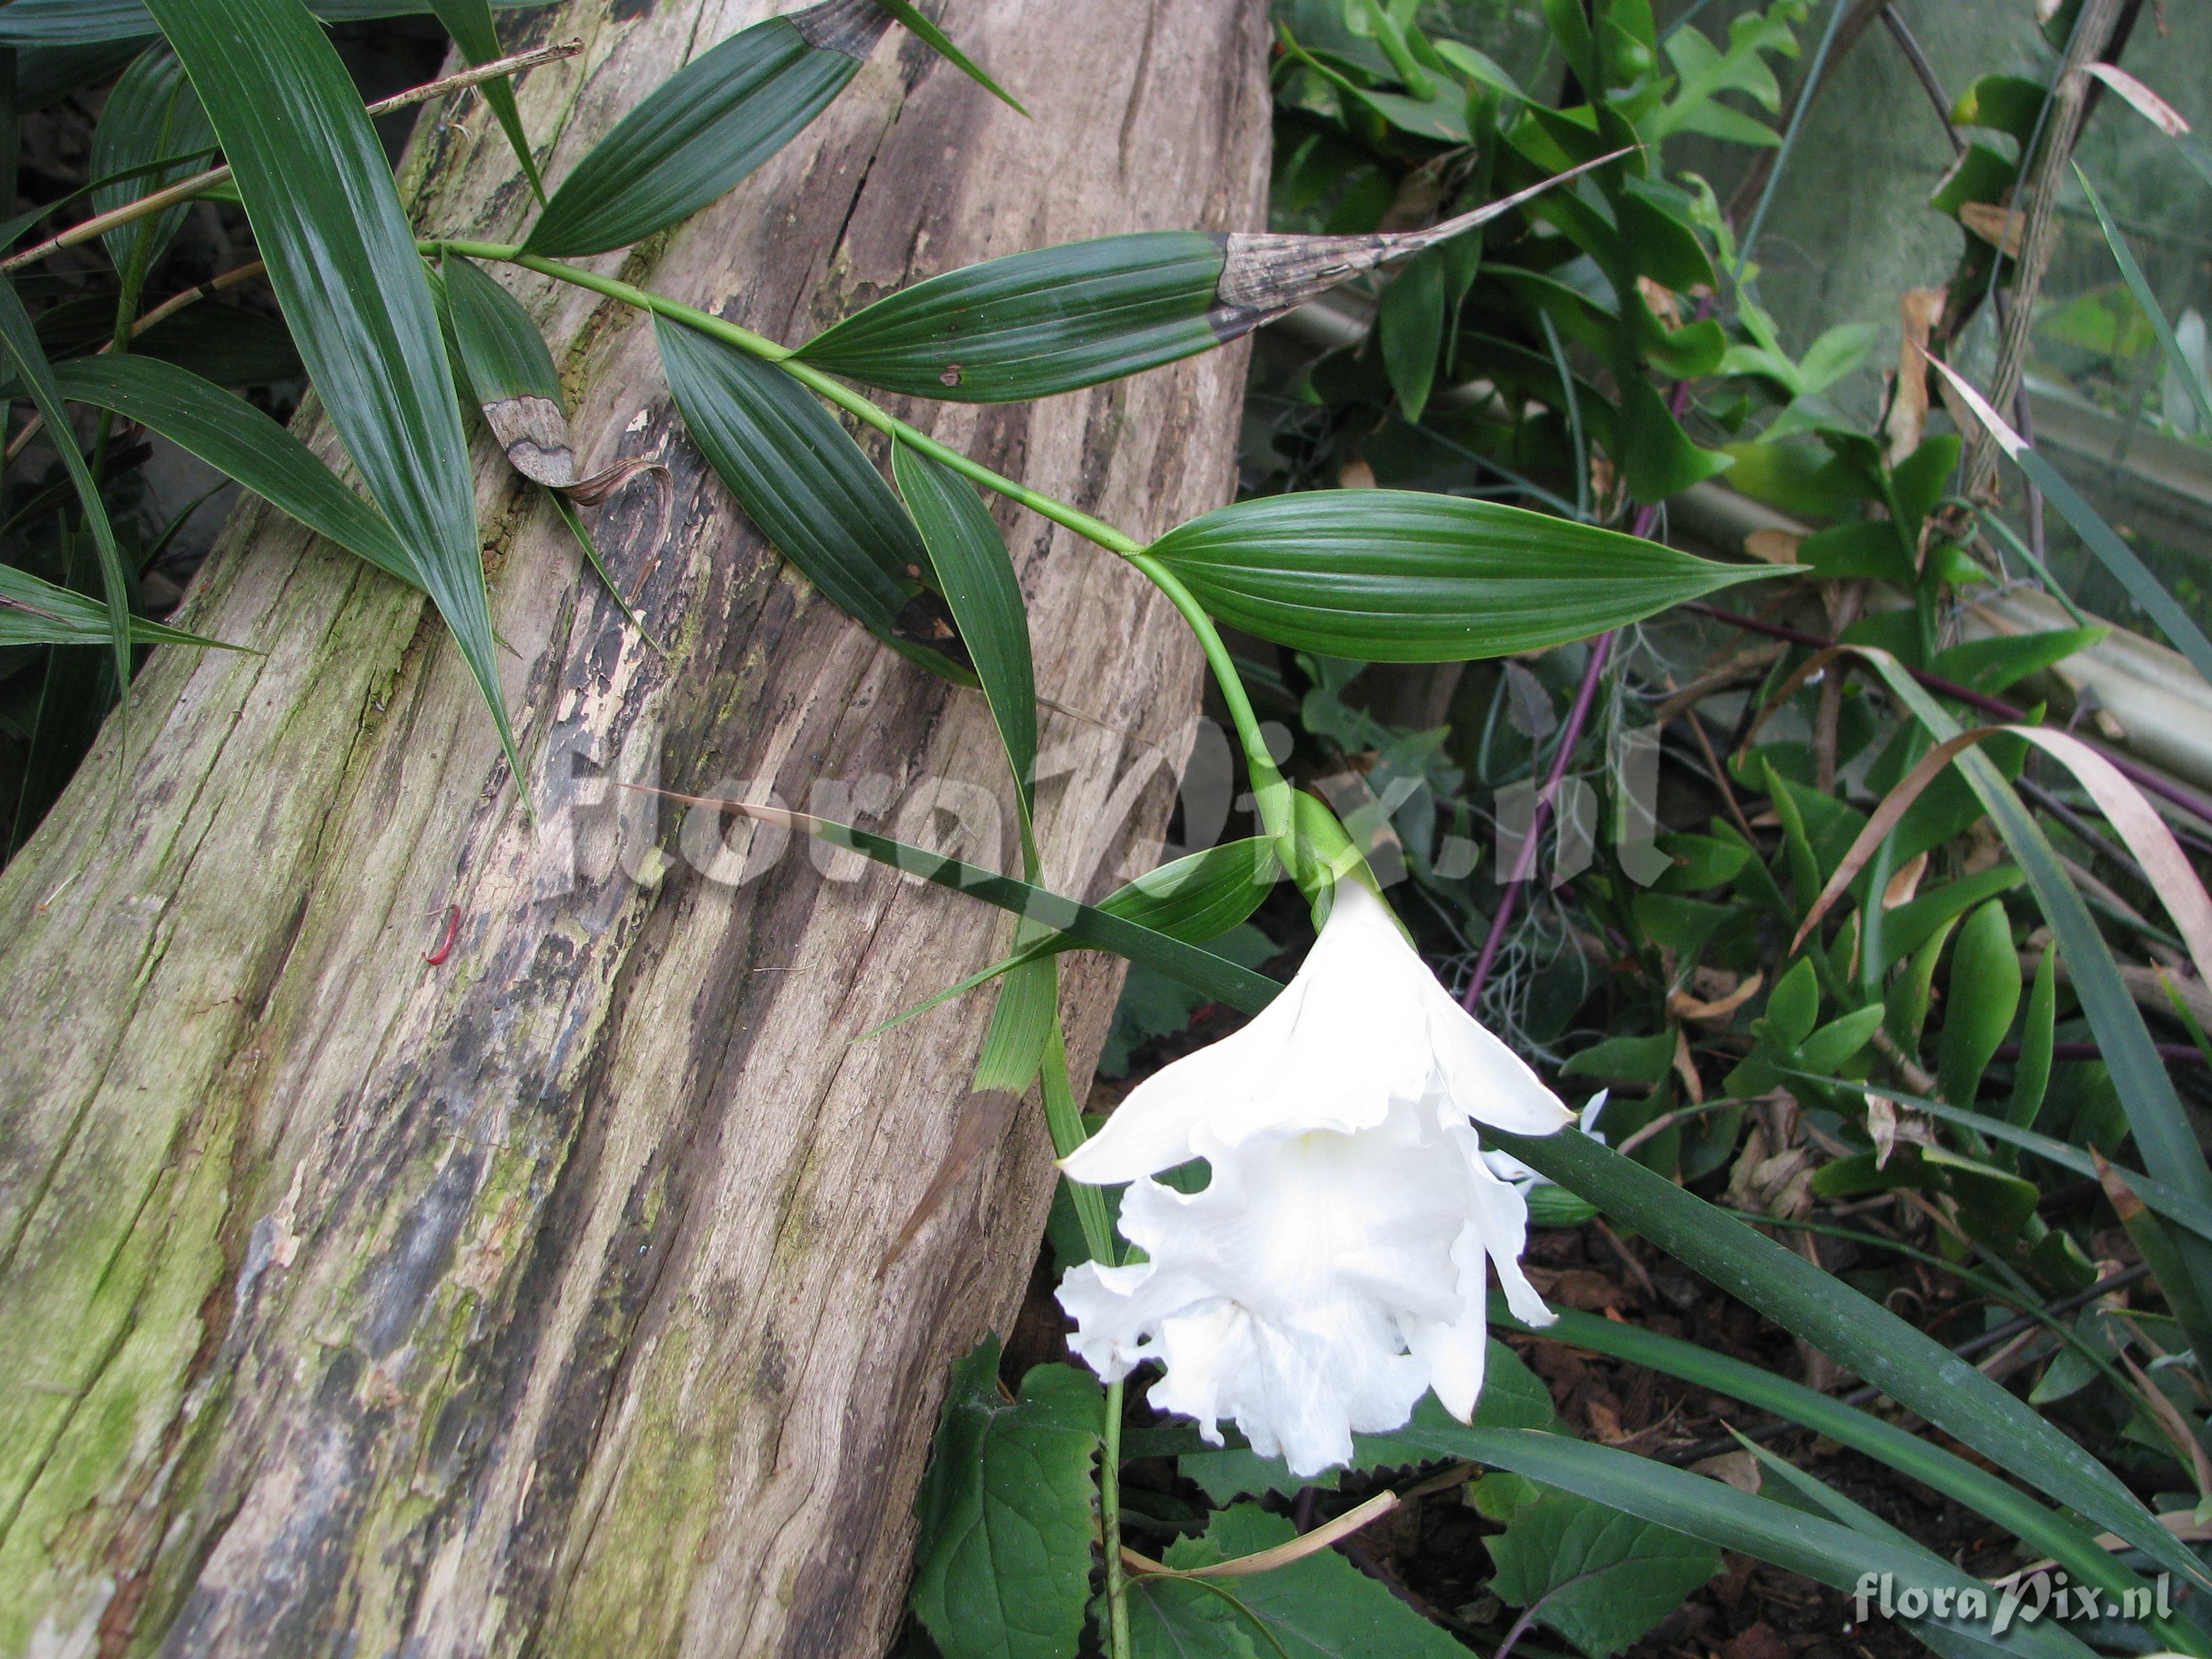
top-left (1102, 1377), bottom-right (1132, 1658)
top-left (440, 239), bottom-right (1299, 857)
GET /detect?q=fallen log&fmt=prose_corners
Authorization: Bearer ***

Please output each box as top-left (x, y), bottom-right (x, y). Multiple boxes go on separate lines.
top-left (0, 1), bottom-right (1269, 1651)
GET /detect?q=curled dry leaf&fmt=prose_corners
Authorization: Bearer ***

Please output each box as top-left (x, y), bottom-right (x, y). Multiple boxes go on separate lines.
top-left (1206, 149), bottom-right (1631, 339)
top-left (1882, 850), bottom-right (1930, 910)
top-left (1958, 201), bottom-right (2026, 258)
top-left (481, 393), bottom-right (668, 504)
top-left (1668, 970), bottom-right (1763, 1023)
top-left (1884, 287), bottom-right (1946, 465)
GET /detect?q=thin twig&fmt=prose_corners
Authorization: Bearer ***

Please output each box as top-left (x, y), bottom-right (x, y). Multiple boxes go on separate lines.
top-left (0, 40), bottom-right (583, 276)
top-left (1879, 5), bottom-right (1963, 155)
top-left (6, 260), bottom-right (266, 464)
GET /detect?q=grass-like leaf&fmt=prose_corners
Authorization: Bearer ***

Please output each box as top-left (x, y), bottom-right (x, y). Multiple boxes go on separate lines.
top-left (2075, 163), bottom-right (2212, 436)
top-left (867, 0), bottom-right (1025, 115)
top-left (1480, 1124), bottom-right (2212, 1601)
top-left (0, 278), bottom-right (133, 710)
top-left (426, 0), bottom-right (544, 199)
top-left (0, 0), bottom-right (547, 46)
top-left (88, 43), bottom-right (213, 281)
top-left (146, 0), bottom-right (520, 781)
top-left (52, 354), bottom-right (414, 581)
top-left (0, 562), bottom-right (232, 651)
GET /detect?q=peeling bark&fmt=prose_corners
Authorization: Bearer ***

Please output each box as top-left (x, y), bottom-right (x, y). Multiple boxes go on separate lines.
top-left (0, 2), bottom-right (1269, 1653)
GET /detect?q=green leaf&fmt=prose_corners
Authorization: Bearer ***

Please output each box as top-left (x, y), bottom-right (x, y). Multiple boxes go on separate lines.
top-left (653, 315), bottom-right (974, 684)
top-left (872, 840), bottom-right (1280, 1042)
top-left (698, 796), bottom-right (1286, 1015)
top-left (799, 231), bottom-right (1228, 403)
top-left (1141, 1505), bottom-right (1467, 1659)
top-left (1500, 1298), bottom-right (2160, 1621)
top-left (0, 0), bottom-right (546, 45)
top-left (2076, 163), bottom-right (2212, 438)
top-left (1488, 1488), bottom-right (1721, 1659)
top-left (1143, 491), bottom-right (1777, 663)
top-left (1123, 1575), bottom-right (1258, 1659)
top-left (1873, 864), bottom-right (2023, 979)
top-left (0, 279), bottom-right (133, 703)
top-left (893, 442), bottom-right (1036, 834)
top-left (910, 1337), bottom-right (1101, 1659)
top-left (89, 43), bottom-right (213, 279)
top-left (2008, 947), bottom-right (2058, 1128)
top-left (1476, 1125), bottom-right (2212, 1600)
top-left (1937, 897), bottom-right (2020, 1107)
top-left (1855, 647), bottom-right (2212, 1324)
top-left (0, 561), bottom-right (231, 651)
top-left (867, 0), bottom-right (1025, 115)
top-left (1929, 627), bottom-right (2104, 697)
top-left (522, 1), bottom-right (884, 258)
top-left (50, 354), bottom-right (415, 582)
top-left (1378, 246), bottom-right (1446, 423)
top-left (1935, 359), bottom-right (2212, 691)
top-left (1451, 1431), bottom-right (2097, 1659)
top-left (145, 0), bottom-right (518, 778)
top-left (426, 0), bottom-right (544, 200)
top-left (439, 251), bottom-right (560, 404)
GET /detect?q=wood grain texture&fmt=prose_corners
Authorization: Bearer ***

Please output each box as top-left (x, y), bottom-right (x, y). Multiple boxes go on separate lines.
top-left (0, 2), bottom-right (1269, 1652)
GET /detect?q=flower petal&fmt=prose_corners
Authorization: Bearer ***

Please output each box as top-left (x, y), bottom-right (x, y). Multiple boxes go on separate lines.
top-left (1469, 1153), bottom-right (1555, 1327)
top-left (1422, 979), bottom-right (1576, 1134)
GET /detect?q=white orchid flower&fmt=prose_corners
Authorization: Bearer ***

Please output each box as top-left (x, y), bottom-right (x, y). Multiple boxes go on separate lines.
top-left (1054, 879), bottom-right (1575, 1478)
top-left (1483, 1090), bottom-right (1608, 1191)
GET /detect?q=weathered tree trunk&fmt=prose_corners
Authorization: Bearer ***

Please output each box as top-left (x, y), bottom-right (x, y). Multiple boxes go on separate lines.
top-left (0, 3), bottom-right (1269, 1652)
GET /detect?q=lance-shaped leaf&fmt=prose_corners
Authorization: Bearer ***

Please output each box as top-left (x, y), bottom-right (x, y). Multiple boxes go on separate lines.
top-left (794, 155), bottom-right (1625, 403)
top-left (89, 44), bottom-right (214, 279)
top-left (522, 0), bottom-right (889, 258)
top-left (51, 354), bottom-right (414, 581)
top-left (145, 0), bottom-right (519, 779)
top-left (1143, 491), bottom-right (1781, 662)
top-left (866, 837), bottom-right (1279, 1038)
top-left (426, 0), bottom-right (544, 199)
top-left (1481, 1126), bottom-right (2212, 1601)
top-left (867, 0), bottom-right (1025, 115)
top-left (634, 785), bottom-right (1285, 1015)
top-left (891, 442), bottom-right (1035, 831)
top-left (0, 0), bottom-right (547, 46)
top-left (441, 253), bottom-right (659, 504)
top-left (0, 562), bottom-right (232, 651)
top-left (654, 314), bottom-right (973, 683)
top-left (2076, 164), bottom-right (2212, 437)
top-left (1931, 355), bottom-right (2212, 689)
top-left (0, 278), bottom-right (131, 704)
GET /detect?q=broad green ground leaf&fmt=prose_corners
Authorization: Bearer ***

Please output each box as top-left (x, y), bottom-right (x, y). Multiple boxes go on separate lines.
top-left (1853, 647), bottom-right (2212, 1324)
top-left (0, 562), bottom-right (229, 651)
top-left (1143, 491), bottom-right (1777, 661)
top-left (427, 0), bottom-right (544, 199)
top-left (1478, 1125), bottom-right (2212, 1599)
top-left (0, 279), bottom-right (132, 702)
top-left (0, 0), bottom-right (546, 44)
top-left (145, 0), bottom-right (518, 777)
top-left (51, 355), bottom-right (414, 581)
top-left (1487, 1488), bottom-right (1721, 1659)
top-left (89, 43), bottom-right (213, 279)
top-left (1182, 1345), bottom-right (1553, 1503)
top-left (1937, 897), bottom-right (2021, 1107)
top-left (523, 0), bottom-right (887, 257)
top-left (1454, 1431), bottom-right (2095, 1659)
top-left (654, 314), bottom-right (975, 684)
top-left (910, 1338), bottom-right (1101, 1659)
top-left (893, 442), bottom-right (1036, 832)
top-left (1141, 1504), bottom-right (1467, 1659)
